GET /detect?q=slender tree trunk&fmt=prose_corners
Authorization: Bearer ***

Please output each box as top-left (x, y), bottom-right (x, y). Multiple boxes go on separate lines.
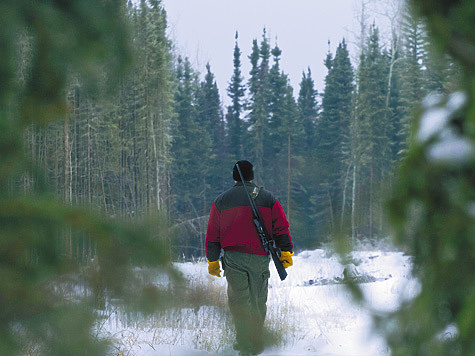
top-left (369, 149), bottom-right (374, 239)
top-left (64, 114), bottom-right (72, 256)
top-left (87, 107), bottom-right (92, 205)
top-left (151, 116), bottom-right (161, 211)
top-left (351, 162), bottom-right (357, 242)
top-left (327, 186), bottom-right (335, 240)
top-left (287, 135), bottom-right (291, 219)
top-left (64, 116), bottom-right (69, 193)
top-left (145, 88), bottom-right (151, 211)
top-left (101, 171), bottom-right (108, 214)
top-left (341, 163), bottom-right (352, 229)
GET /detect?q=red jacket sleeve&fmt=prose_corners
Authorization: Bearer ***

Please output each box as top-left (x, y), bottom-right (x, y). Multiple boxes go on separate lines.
top-left (271, 200), bottom-right (293, 251)
top-left (205, 203), bottom-right (221, 261)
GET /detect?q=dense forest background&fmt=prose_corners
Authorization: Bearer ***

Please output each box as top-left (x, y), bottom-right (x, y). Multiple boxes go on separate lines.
top-left (14, 0), bottom-right (460, 260)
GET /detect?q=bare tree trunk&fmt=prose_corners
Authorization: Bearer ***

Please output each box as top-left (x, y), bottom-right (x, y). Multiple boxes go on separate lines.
top-left (287, 135), bottom-right (291, 219)
top-left (351, 162), bottom-right (357, 242)
top-left (341, 163), bottom-right (352, 229)
top-left (87, 107), bottom-right (92, 205)
top-left (145, 89), bottom-right (151, 211)
top-left (151, 116), bottom-right (161, 211)
top-left (101, 171), bottom-right (108, 214)
top-left (327, 187), bottom-right (335, 240)
top-left (64, 114), bottom-right (72, 256)
top-left (369, 149), bottom-right (374, 239)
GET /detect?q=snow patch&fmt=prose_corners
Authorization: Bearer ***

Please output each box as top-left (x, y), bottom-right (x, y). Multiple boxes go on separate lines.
top-left (100, 249), bottom-right (417, 355)
top-left (417, 106), bottom-right (451, 142)
top-left (427, 130), bottom-right (474, 164)
top-left (446, 91), bottom-right (467, 112)
top-left (417, 91), bottom-right (474, 164)
top-left (417, 91), bottom-right (468, 143)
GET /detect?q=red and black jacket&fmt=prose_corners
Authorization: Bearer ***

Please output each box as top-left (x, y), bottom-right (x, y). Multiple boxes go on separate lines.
top-left (205, 181), bottom-right (293, 262)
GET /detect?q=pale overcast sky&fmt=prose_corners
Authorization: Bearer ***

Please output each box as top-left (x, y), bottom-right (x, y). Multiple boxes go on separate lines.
top-left (161, 0), bottom-right (388, 106)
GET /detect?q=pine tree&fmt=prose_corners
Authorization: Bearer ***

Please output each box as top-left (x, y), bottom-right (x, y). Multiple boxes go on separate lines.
top-left (315, 39), bottom-right (354, 237)
top-left (171, 56), bottom-right (206, 218)
top-left (295, 67), bottom-right (321, 245)
top-left (0, 1), bottom-right (171, 354)
top-left (226, 32), bottom-right (246, 163)
top-left (266, 42), bottom-right (301, 197)
top-left (355, 25), bottom-right (391, 238)
top-left (398, 6), bottom-right (426, 154)
top-left (246, 30), bottom-right (272, 183)
top-left (297, 68), bottom-right (319, 151)
top-left (197, 63), bottom-right (226, 200)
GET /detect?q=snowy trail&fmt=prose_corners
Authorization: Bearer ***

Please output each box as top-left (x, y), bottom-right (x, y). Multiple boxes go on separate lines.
top-left (102, 249), bottom-right (418, 355)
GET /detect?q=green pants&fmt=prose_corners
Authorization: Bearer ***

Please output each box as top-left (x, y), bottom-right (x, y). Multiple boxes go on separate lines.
top-left (223, 251), bottom-right (270, 352)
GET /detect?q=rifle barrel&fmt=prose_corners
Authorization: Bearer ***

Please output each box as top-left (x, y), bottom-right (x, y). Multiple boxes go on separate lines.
top-left (235, 163), bottom-right (287, 281)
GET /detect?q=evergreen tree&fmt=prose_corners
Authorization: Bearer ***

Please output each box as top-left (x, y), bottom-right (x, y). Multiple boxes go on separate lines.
top-left (385, 32), bottom-right (406, 164)
top-left (297, 68), bottom-right (319, 151)
top-left (246, 30), bottom-right (272, 183)
top-left (226, 32), bottom-right (246, 163)
top-left (355, 25), bottom-right (391, 238)
top-left (0, 1), bottom-right (171, 355)
top-left (197, 63), bottom-right (226, 200)
top-left (296, 68), bottom-right (320, 246)
top-left (357, 24), bottom-right (392, 238)
top-left (315, 39), bottom-right (354, 237)
top-left (171, 56), bottom-right (208, 218)
top-left (398, 6), bottom-right (426, 155)
top-left (266, 43), bottom-right (302, 198)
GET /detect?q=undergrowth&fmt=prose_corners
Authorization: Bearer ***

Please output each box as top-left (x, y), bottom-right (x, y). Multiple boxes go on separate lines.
top-left (102, 262), bottom-right (298, 355)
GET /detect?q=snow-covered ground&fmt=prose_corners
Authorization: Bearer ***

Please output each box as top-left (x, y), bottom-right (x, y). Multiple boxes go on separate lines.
top-left (100, 248), bottom-right (419, 355)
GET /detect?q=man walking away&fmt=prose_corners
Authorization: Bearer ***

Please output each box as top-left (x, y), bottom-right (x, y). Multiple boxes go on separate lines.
top-left (205, 160), bottom-right (294, 355)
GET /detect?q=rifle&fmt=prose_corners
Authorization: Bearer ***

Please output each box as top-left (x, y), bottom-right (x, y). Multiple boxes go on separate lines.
top-left (235, 163), bottom-right (288, 281)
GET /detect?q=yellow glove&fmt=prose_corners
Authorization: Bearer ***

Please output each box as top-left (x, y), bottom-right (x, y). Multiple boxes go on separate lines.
top-left (207, 260), bottom-right (222, 277)
top-left (280, 251), bottom-right (294, 268)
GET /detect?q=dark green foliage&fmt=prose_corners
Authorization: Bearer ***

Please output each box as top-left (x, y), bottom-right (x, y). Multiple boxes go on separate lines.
top-left (0, 1), bottom-right (173, 354)
top-left (247, 31), bottom-right (272, 183)
top-left (226, 32), bottom-right (246, 163)
top-left (355, 25), bottom-right (391, 238)
top-left (294, 69), bottom-right (320, 246)
top-left (197, 63), bottom-right (227, 197)
top-left (384, 0), bottom-right (475, 353)
top-left (341, 1), bottom-right (475, 355)
top-left (171, 56), bottom-right (207, 218)
top-left (315, 40), bottom-right (354, 238)
top-left (297, 68), bottom-right (319, 151)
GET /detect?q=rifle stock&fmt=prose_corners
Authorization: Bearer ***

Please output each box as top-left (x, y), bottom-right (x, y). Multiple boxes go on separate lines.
top-left (236, 163), bottom-right (288, 281)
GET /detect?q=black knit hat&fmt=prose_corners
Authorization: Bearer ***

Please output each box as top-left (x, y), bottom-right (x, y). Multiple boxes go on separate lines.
top-left (233, 160), bottom-right (254, 181)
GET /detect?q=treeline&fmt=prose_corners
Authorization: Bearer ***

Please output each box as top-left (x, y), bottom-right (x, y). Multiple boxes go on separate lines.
top-left (17, 0), bottom-right (460, 258)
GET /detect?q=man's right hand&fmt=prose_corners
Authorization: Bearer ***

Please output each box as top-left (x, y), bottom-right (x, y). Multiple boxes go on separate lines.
top-left (207, 260), bottom-right (222, 277)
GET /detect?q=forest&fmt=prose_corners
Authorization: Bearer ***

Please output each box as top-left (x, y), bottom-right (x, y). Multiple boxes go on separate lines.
top-left (1, 0), bottom-right (474, 355)
top-left (13, 0), bottom-right (460, 259)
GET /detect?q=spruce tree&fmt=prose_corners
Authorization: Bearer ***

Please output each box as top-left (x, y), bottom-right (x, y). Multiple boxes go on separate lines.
top-left (297, 68), bottom-right (319, 151)
top-left (226, 32), bottom-right (246, 163)
top-left (197, 63), bottom-right (226, 199)
top-left (266, 43), bottom-right (301, 197)
top-left (0, 1), bottom-right (171, 354)
top-left (296, 68), bottom-right (320, 245)
top-left (171, 56), bottom-right (208, 218)
top-left (398, 6), bottom-right (426, 156)
top-left (315, 39), bottom-right (354, 237)
top-left (246, 30), bottom-right (272, 183)
top-left (355, 25), bottom-right (390, 238)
